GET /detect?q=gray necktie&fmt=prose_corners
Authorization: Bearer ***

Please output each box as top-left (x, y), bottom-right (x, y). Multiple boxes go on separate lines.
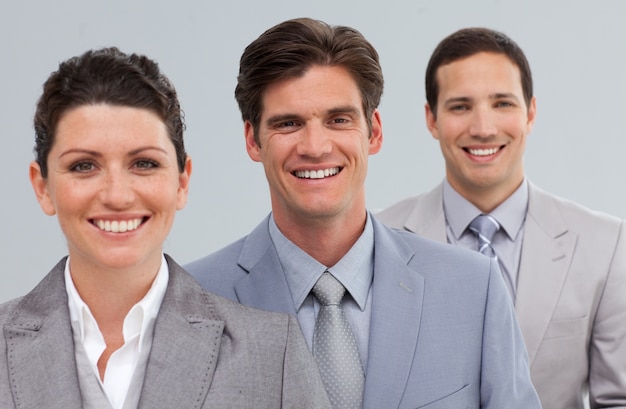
top-left (312, 272), bottom-right (364, 409)
top-left (469, 214), bottom-right (500, 259)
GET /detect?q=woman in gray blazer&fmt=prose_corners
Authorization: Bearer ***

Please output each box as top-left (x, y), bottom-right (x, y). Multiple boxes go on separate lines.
top-left (0, 47), bottom-right (330, 409)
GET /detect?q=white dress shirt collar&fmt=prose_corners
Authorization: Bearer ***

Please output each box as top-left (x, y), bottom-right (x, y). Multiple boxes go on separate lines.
top-left (65, 255), bottom-right (169, 409)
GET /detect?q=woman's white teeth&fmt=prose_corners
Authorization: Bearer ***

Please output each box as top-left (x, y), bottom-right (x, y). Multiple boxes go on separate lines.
top-left (295, 167), bottom-right (339, 179)
top-left (469, 147), bottom-right (499, 156)
top-left (96, 218), bottom-right (142, 233)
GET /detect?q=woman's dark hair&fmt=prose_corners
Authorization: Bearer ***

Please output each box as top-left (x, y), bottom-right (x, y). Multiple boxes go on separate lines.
top-left (34, 47), bottom-right (186, 177)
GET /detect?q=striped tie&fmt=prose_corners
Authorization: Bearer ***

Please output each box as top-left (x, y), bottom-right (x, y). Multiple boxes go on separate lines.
top-left (469, 214), bottom-right (500, 259)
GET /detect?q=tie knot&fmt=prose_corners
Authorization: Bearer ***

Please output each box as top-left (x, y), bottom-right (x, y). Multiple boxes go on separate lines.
top-left (312, 272), bottom-right (346, 306)
top-left (469, 214), bottom-right (500, 242)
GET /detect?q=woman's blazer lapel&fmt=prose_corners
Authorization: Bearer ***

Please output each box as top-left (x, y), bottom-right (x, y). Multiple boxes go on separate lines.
top-left (3, 258), bottom-right (83, 409)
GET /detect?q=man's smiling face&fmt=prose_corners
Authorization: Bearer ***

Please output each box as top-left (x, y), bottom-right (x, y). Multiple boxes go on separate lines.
top-left (245, 64), bottom-right (382, 226)
top-left (426, 52), bottom-right (536, 206)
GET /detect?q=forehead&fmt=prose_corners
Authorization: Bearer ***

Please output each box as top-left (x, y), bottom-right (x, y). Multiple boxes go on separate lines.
top-left (57, 102), bottom-right (164, 127)
top-left (260, 65), bottom-right (364, 117)
top-left (436, 52), bottom-right (523, 96)
top-left (54, 104), bottom-right (169, 147)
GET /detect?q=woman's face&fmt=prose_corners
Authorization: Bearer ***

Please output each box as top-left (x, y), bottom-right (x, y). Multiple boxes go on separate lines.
top-left (30, 104), bottom-right (191, 272)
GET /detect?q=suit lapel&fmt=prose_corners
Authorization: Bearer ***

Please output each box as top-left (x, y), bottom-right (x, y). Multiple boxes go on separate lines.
top-left (138, 257), bottom-right (224, 409)
top-left (403, 183), bottom-right (447, 243)
top-left (233, 218), bottom-right (298, 316)
top-left (4, 259), bottom-right (83, 409)
top-left (514, 184), bottom-right (576, 364)
top-left (412, 182), bottom-right (577, 365)
top-left (229, 216), bottom-right (426, 407)
top-left (363, 220), bottom-right (425, 409)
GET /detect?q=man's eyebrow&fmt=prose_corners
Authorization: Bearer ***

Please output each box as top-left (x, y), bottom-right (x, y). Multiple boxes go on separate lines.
top-left (442, 96), bottom-right (472, 106)
top-left (265, 113), bottom-right (301, 126)
top-left (490, 92), bottom-right (521, 101)
top-left (442, 93), bottom-right (521, 105)
top-left (264, 105), bottom-right (362, 126)
top-left (327, 105), bottom-right (361, 116)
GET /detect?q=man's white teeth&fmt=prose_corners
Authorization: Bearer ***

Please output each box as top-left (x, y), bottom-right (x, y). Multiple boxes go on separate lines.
top-left (468, 147), bottom-right (499, 156)
top-left (96, 218), bottom-right (142, 233)
top-left (295, 167), bottom-right (340, 179)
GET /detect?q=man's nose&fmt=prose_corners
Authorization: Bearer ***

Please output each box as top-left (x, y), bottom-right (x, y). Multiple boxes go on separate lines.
top-left (296, 123), bottom-right (333, 157)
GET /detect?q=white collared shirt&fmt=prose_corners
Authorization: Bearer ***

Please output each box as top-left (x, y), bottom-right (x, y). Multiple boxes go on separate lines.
top-left (65, 255), bottom-right (169, 409)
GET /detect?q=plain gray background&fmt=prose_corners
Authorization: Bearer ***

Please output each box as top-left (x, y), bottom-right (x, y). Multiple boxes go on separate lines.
top-left (1, 0), bottom-right (625, 302)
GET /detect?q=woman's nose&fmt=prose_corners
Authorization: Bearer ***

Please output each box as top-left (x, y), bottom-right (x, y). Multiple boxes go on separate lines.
top-left (99, 170), bottom-right (134, 208)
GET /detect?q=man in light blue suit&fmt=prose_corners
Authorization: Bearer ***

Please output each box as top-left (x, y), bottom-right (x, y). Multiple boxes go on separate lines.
top-left (187, 18), bottom-right (540, 408)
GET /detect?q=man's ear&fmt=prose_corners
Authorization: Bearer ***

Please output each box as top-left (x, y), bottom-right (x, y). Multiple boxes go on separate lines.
top-left (29, 161), bottom-right (56, 216)
top-left (368, 109), bottom-right (383, 155)
top-left (526, 96), bottom-right (537, 133)
top-left (244, 121), bottom-right (262, 162)
top-left (425, 103), bottom-right (440, 140)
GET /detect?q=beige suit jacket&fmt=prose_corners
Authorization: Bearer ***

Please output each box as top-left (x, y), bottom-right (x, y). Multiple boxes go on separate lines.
top-left (376, 181), bottom-right (626, 409)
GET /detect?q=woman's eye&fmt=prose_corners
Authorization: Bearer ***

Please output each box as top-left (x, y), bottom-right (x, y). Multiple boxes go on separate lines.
top-left (70, 162), bottom-right (95, 172)
top-left (135, 160), bottom-right (158, 169)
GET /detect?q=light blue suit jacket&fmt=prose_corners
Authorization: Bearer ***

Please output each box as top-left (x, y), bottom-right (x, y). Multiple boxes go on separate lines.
top-left (186, 215), bottom-right (541, 408)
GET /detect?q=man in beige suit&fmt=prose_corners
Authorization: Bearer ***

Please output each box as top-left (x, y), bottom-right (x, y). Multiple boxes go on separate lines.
top-left (376, 27), bottom-right (626, 409)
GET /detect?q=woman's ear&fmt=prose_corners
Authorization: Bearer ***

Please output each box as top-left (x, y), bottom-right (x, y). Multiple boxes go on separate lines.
top-left (29, 161), bottom-right (56, 216)
top-left (176, 155), bottom-right (192, 210)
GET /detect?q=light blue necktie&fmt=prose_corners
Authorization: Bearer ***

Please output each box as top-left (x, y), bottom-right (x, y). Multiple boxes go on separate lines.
top-left (469, 214), bottom-right (520, 299)
top-left (469, 214), bottom-right (500, 259)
